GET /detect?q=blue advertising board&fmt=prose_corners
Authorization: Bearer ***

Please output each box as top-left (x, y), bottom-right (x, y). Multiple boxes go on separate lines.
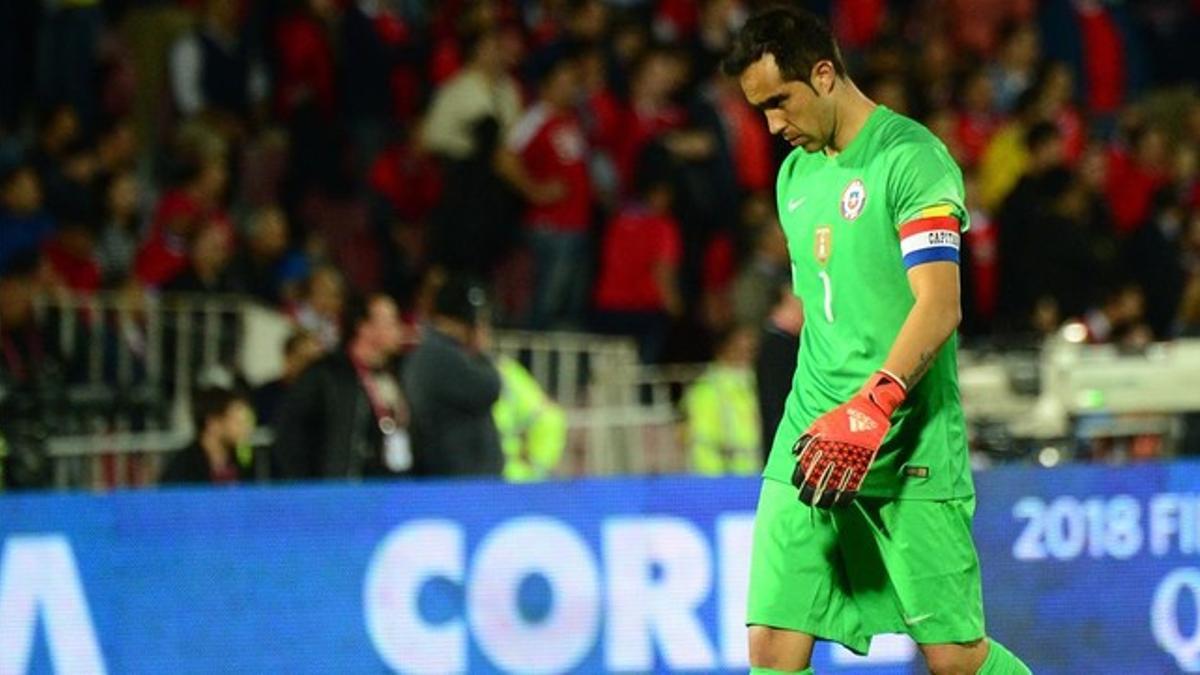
top-left (1, 463), bottom-right (1198, 674)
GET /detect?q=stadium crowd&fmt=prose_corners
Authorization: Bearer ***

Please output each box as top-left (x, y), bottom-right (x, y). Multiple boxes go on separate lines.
top-left (2, 0), bottom-right (1200, 486)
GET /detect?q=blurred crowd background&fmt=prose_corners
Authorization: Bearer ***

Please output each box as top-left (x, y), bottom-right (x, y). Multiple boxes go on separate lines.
top-left (2, 0), bottom-right (1200, 489)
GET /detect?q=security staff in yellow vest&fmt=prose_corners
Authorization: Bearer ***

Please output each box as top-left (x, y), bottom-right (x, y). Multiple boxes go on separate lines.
top-left (493, 356), bottom-right (567, 481)
top-left (682, 326), bottom-right (762, 475)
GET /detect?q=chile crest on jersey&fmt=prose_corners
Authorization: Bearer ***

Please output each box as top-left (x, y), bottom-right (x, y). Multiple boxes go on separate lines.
top-left (840, 178), bottom-right (866, 220)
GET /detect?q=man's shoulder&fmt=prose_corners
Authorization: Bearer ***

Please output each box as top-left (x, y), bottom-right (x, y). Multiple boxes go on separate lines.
top-left (870, 110), bottom-right (954, 167)
top-left (874, 108), bottom-right (940, 146)
top-left (301, 351), bottom-right (352, 382)
top-left (407, 329), bottom-right (461, 365)
top-left (159, 443), bottom-right (206, 484)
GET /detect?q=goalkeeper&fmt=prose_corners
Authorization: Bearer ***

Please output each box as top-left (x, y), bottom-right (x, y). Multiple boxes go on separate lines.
top-left (722, 6), bottom-right (1031, 675)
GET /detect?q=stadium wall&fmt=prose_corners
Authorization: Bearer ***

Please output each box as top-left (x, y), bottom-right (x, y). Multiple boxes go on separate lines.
top-left (2, 464), bottom-right (1199, 674)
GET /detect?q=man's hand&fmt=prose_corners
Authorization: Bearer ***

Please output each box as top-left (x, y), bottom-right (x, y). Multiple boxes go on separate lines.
top-left (791, 371), bottom-right (907, 508)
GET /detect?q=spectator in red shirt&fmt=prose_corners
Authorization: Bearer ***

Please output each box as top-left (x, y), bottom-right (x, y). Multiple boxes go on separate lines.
top-left (499, 51), bottom-right (593, 329)
top-left (1034, 62), bottom-right (1086, 164)
top-left (135, 157), bottom-right (229, 288)
top-left (708, 73), bottom-right (773, 193)
top-left (1075, 0), bottom-right (1127, 120)
top-left (367, 135), bottom-right (442, 224)
top-left (591, 165), bottom-right (684, 363)
top-left (272, 0), bottom-right (337, 122)
top-left (43, 218), bottom-right (101, 295)
top-left (578, 46), bottom-right (624, 207)
top-left (616, 48), bottom-right (690, 196)
top-left (1106, 124), bottom-right (1171, 235)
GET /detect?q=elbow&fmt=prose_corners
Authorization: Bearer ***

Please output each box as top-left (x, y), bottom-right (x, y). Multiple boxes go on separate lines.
top-left (943, 302), bottom-right (963, 338)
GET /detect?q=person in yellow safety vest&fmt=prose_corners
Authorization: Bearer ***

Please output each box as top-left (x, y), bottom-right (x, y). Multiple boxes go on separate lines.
top-left (493, 356), bottom-right (568, 481)
top-left (683, 326), bottom-right (762, 475)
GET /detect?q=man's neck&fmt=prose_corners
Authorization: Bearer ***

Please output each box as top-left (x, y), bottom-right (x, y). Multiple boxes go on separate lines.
top-left (469, 62), bottom-right (501, 84)
top-left (349, 339), bottom-right (382, 369)
top-left (826, 82), bottom-right (877, 155)
top-left (431, 317), bottom-right (471, 344)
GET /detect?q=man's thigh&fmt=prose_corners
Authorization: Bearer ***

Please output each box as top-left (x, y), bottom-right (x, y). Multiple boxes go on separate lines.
top-left (843, 496), bottom-right (986, 646)
top-left (747, 479), bottom-right (873, 655)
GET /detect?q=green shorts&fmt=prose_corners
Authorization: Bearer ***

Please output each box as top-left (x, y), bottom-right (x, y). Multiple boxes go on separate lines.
top-left (746, 478), bottom-right (985, 655)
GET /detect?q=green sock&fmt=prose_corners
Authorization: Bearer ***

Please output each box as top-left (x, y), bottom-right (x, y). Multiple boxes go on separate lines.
top-left (749, 668), bottom-right (814, 675)
top-left (977, 639), bottom-right (1031, 675)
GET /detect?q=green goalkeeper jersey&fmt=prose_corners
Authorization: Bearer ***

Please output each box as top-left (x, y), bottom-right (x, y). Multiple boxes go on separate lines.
top-left (764, 105), bottom-right (974, 500)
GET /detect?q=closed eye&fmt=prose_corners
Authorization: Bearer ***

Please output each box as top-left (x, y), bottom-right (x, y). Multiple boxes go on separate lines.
top-left (754, 93), bottom-right (788, 112)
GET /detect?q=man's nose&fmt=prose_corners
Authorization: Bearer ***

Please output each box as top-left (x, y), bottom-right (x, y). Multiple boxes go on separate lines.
top-left (766, 112), bottom-right (786, 136)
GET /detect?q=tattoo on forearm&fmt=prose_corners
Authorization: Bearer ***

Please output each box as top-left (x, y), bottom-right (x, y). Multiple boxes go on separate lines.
top-left (903, 350), bottom-right (936, 388)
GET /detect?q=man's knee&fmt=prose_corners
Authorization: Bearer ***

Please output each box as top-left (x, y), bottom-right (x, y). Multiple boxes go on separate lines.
top-left (921, 639), bottom-right (988, 675)
top-left (748, 625), bottom-right (814, 670)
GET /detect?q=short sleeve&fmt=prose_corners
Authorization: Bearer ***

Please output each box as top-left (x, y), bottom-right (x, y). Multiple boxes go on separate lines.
top-left (887, 142), bottom-right (970, 233)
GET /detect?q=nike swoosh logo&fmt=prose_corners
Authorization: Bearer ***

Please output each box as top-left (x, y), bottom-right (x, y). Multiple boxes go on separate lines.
top-left (903, 613), bottom-right (934, 626)
top-left (788, 197), bottom-right (806, 212)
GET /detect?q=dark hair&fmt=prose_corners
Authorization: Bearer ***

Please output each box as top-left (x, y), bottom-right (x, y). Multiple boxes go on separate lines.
top-left (192, 386), bottom-right (244, 434)
top-left (722, 4), bottom-right (846, 81)
top-left (531, 43), bottom-right (581, 87)
top-left (341, 292), bottom-right (392, 344)
top-left (1025, 121), bottom-right (1061, 152)
top-left (434, 274), bottom-right (488, 324)
top-left (461, 26), bottom-right (499, 63)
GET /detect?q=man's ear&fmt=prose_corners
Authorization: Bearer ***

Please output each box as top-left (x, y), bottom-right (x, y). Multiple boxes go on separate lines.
top-left (810, 60), bottom-right (836, 96)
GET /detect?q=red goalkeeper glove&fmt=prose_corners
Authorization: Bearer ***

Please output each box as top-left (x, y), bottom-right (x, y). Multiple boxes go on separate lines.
top-left (791, 370), bottom-right (907, 508)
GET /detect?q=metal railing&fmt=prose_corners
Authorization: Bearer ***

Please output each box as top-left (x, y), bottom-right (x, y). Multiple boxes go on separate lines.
top-left (494, 332), bottom-right (704, 475)
top-left (8, 294), bottom-right (708, 488)
top-left (16, 292), bottom-right (249, 489)
top-left (575, 362), bottom-right (705, 475)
